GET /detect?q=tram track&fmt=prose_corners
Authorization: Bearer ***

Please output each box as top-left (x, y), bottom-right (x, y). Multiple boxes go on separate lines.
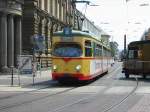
top-left (0, 62), bottom-right (130, 112)
top-left (0, 85), bottom-right (79, 111)
top-left (47, 78), bottom-right (138, 112)
top-left (0, 62), bottom-right (118, 100)
top-left (101, 77), bottom-right (139, 112)
top-left (0, 85), bottom-right (52, 100)
top-left (0, 62), bottom-right (120, 101)
top-left (0, 79), bottom-right (62, 100)
top-left (47, 67), bottom-right (139, 112)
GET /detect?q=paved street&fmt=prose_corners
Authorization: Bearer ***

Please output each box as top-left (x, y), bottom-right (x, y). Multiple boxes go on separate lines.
top-left (0, 62), bottom-right (150, 112)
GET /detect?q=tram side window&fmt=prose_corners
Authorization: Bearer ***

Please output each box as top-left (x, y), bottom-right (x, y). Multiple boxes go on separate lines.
top-left (97, 44), bottom-right (102, 56)
top-left (94, 43), bottom-right (102, 57)
top-left (99, 48), bottom-right (102, 56)
top-left (103, 49), bottom-right (106, 56)
top-left (93, 43), bottom-right (102, 57)
top-left (85, 40), bottom-right (92, 57)
top-left (106, 50), bottom-right (110, 57)
top-left (93, 43), bottom-right (97, 57)
top-left (85, 48), bottom-right (92, 57)
top-left (128, 50), bottom-right (138, 59)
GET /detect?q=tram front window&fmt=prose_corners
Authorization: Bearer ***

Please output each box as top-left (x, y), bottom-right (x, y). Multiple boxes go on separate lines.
top-left (53, 43), bottom-right (82, 57)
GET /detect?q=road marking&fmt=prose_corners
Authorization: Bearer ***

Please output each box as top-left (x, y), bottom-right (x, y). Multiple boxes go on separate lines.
top-left (69, 86), bottom-right (106, 94)
top-left (135, 86), bottom-right (150, 94)
top-left (0, 86), bottom-right (37, 92)
top-left (105, 86), bottom-right (134, 94)
top-left (0, 85), bottom-right (106, 93)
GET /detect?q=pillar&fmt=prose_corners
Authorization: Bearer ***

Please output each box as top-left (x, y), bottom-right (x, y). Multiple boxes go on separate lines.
top-left (14, 16), bottom-right (22, 66)
top-left (0, 13), bottom-right (8, 71)
top-left (7, 14), bottom-right (14, 67)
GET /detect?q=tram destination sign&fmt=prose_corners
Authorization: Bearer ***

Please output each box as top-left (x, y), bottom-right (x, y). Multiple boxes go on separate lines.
top-left (62, 26), bottom-right (73, 41)
top-left (63, 26), bottom-right (72, 37)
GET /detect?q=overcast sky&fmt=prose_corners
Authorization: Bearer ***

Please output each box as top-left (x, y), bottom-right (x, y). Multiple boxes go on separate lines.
top-left (76, 0), bottom-right (150, 50)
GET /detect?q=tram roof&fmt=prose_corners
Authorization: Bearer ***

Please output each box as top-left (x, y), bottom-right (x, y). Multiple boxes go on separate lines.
top-left (129, 40), bottom-right (150, 46)
top-left (53, 30), bottom-right (111, 50)
top-left (53, 30), bottom-right (96, 39)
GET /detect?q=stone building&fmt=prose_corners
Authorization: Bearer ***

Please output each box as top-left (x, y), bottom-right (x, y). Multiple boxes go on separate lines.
top-left (22, 0), bottom-right (76, 55)
top-left (22, 0), bottom-right (76, 68)
top-left (0, 0), bottom-right (23, 72)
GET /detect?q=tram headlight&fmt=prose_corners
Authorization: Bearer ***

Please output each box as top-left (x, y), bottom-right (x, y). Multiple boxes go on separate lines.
top-left (53, 65), bottom-right (57, 70)
top-left (76, 65), bottom-right (81, 71)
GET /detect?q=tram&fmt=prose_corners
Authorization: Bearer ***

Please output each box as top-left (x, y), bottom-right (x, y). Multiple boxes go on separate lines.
top-left (51, 28), bottom-right (113, 83)
top-left (122, 40), bottom-right (150, 78)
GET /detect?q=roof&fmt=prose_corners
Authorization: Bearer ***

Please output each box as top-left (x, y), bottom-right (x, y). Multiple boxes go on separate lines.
top-left (53, 30), bottom-right (111, 50)
top-left (53, 30), bottom-right (95, 38)
top-left (129, 40), bottom-right (150, 46)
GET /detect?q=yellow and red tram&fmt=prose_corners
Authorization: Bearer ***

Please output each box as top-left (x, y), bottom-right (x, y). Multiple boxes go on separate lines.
top-left (51, 29), bottom-right (113, 83)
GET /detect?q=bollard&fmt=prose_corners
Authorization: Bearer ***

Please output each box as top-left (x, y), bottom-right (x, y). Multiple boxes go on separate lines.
top-left (11, 67), bottom-right (14, 86)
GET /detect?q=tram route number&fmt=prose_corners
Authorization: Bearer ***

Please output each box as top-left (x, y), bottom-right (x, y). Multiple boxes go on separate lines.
top-left (61, 36), bottom-right (73, 42)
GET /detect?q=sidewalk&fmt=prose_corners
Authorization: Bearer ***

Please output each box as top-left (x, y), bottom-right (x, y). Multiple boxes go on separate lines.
top-left (0, 70), bottom-right (53, 91)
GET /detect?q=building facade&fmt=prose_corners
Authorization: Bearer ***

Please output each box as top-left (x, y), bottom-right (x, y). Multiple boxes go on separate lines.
top-left (0, 0), bottom-right (23, 72)
top-left (110, 41), bottom-right (119, 59)
top-left (22, 0), bottom-right (76, 55)
top-left (22, 0), bottom-right (76, 68)
top-left (141, 28), bottom-right (150, 40)
top-left (74, 9), bottom-right (110, 47)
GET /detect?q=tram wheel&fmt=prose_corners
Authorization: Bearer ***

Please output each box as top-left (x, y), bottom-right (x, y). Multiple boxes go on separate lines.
top-left (125, 73), bottom-right (129, 78)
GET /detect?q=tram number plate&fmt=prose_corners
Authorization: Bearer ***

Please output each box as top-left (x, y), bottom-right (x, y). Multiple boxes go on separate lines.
top-left (61, 37), bottom-right (73, 41)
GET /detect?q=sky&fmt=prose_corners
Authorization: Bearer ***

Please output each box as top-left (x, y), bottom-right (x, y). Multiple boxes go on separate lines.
top-left (76, 0), bottom-right (150, 50)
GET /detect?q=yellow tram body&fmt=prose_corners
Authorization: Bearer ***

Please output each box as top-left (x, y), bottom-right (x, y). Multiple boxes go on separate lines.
top-left (52, 30), bottom-right (112, 82)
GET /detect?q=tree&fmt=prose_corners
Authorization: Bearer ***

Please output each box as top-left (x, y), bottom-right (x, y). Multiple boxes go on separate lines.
top-left (110, 41), bottom-right (119, 59)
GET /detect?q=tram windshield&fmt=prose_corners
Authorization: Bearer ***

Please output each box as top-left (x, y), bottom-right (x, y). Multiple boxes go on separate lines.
top-left (53, 43), bottom-right (82, 57)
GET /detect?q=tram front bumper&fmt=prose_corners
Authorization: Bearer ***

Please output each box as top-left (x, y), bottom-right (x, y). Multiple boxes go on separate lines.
top-left (52, 73), bottom-right (92, 81)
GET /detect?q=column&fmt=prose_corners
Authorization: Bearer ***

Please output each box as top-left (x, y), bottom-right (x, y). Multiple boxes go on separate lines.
top-left (0, 14), bottom-right (1, 68)
top-left (7, 15), bottom-right (14, 67)
top-left (14, 16), bottom-right (22, 66)
top-left (45, 20), bottom-right (48, 55)
top-left (0, 14), bottom-right (8, 71)
top-left (41, 18), bottom-right (45, 36)
top-left (48, 21), bottom-right (52, 51)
